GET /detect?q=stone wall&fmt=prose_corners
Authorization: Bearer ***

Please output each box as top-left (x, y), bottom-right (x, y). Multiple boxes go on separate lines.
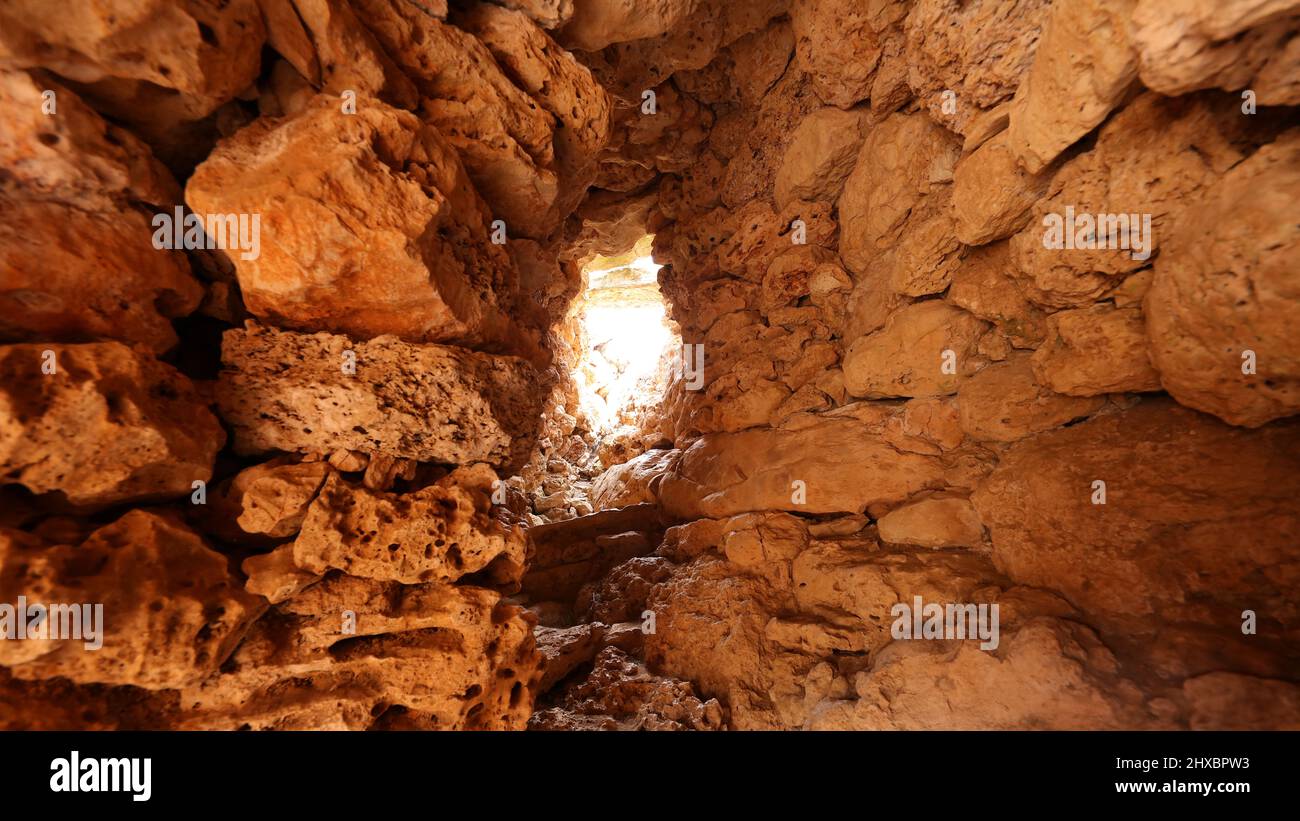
top-left (584, 0), bottom-right (1300, 729)
top-left (1, 0), bottom-right (1298, 730)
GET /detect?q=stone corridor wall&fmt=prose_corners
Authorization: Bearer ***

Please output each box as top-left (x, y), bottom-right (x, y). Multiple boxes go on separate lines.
top-left (0, 0), bottom-right (1298, 730)
top-left (583, 0), bottom-right (1300, 729)
top-left (0, 0), bottom-right (611, 729)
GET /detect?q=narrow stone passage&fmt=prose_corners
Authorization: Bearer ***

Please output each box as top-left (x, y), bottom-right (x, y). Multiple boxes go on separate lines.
top-left (1, 0), bottom-right (1298, 732)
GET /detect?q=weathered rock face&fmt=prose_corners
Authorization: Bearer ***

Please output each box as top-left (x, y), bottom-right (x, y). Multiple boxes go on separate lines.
top-left (0, 0), bottom-right (265, 122)
top-left (215, 323), bottom-right (542, 471)
top-left (288, 466), bottom-right (527, 587)
top-left (972, 399), bottom-right (1300, 681)
top-left (3, 0), bottom-right (1299, 734)
top-left (0, 511), bottom-right (264, 690)
top-left (1130, 0), bottom-right (1300, 105)
top-left (622, 1), bottom-right (1300, 732)
top-left (0, 69), bottom-right (202, 352)
top-left (790, 0), bottom-right (911, 111)
top-left (657, 404), bottom-right (989, 519)
top-left (0, 342), bottom-right (224, 507)
top-left (774, 107), bottom-right (867, 208)
top-left (187, 95), bottom-right (535, 356)
top-left (843, 301), bottom-right (988, 398)
top-left (1144, 128), bottom-right (1300, 427)
top-left (1004, 0), bottom-right (1138, 174)
top-left (180, 574), bottom-right (540, 730)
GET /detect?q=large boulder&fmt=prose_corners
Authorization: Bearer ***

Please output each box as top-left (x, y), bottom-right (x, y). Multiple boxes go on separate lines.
top-left (1145, 129), bottom-right (1300, 427)
top-left (972, 398), bottom-right (1300, 680)
top-left (187, 95), bottom-right (536, 358)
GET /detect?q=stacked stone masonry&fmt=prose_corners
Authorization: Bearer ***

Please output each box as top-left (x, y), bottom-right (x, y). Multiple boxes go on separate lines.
top-left (0, 0), bottom-right (1297, 730)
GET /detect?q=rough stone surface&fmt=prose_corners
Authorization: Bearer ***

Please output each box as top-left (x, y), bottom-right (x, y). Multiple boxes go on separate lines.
top-left (180, 574), bottom-right (540, 730)
top-left (972, 399), bottom-right (1300, 680)
top-left (843, 302), bottom-right (988, 399)
top-left (2, 0), bottom-right (1298, 734)
top-left (658, 406), bottom-right (983, 519)
top-left (905, 0), bottom-right (1052, 136)
top-left (1144, 129), bottom-right (1300, 427)
top-left (0, 0), bottom-right (265, 123)
top-left (838, 112), bottom-right (960, 277)
top-left (215, 323), bottom-right (542, 471)
top-left (0, 198), bottom-right (202, 353)
top-left (0, 511), bottom-right (263, 689)
top-left (957, 354), bottom-right (1105, 443)
top-left (590, 447), bottom-right (677, 510)
top-left (0, 343), bottom-right (224, 507)
top-left (289, 466), bottom-right (527, 587)
top-left (790, 0), bottom-right (911, 110)
top-left (1031, 305), bottom-right (1161, 396)
top-left (877, 496), bottom-right (984, 548)
top-left (206, 458), bottom-right (330, 541)
top-left (1130, 0), bottom-right (1300, 105)
top-left (353, 0), bottom-right (571, 239)
top-left (774, 107), bottom-right (867, 208)
top-left (187, 95), bottom-right (533, 356)
top-left (1004, 0), bottom-right (1138, 174)
top-left (951, 131), bottom-right (1050, 245)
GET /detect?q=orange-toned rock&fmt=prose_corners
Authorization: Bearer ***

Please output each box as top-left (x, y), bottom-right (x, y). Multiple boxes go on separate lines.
top-left (352, 0), bottom-right (562, 238)
top-left (0, 510), bottom-right (263, 689)
top-left (0, 68), bottom-right (179, 206)
top-left (1131, 0), bottom-right (1300, 105)
top-left (1184, 673), bottom-right (1300, 730)
top-left (790, 0), bottom-right (910, 110)
top-left (1145, 130), bottom-right (1300, 427)
top-left (215, 323), bottom-right (543, 471)
top-left (658, 408), bottom-right (968, 518)
top-left (187, 94), bottom-right (533, 355)
top-left (1004, 0), bottom-right (1139, 174)
top-left (0, 0), bottom-right (265, 122)
top-left (555, 0), bottom-right (691, 51)
top-left (288, 466), bottom-right (527, 587)
top-left (774, 107), bottom-right (867, 208)
top-left (456, 3), bottom-right (613, 228)
top-left (529, 646), bottom-right (724, 730)
top-left (904, 0), bottom-right (1052, 136)
top-left (1009, 92), bottom-right (1260, 309)
top-left (0, 198), bottom-right (202, 352)
top-left (1031, 304), bottom-right (1160, 396)
top-left (282, 0), bottom-right (418, 108)
top-left (838, 112), bottom-right (960, 276)
top-left (0, 69), bottom-right (201, 352)
top-left (809, 617), bottom-right (1154, 729)
top-left (590, 448), bottom-right (677, 510)
top-left (718, 64), bottom-right (823, 209)
top-left (843, 301), bottom-right (988, 399)
top-left (877, 496), bottom-right (984, 548)
top-left (951, 131), bottom-right (1050, 245)
top-left (957, 354), bottom-right (1105, 442)
top-left (180, 574), bottom-right (540, 729)
top-left (972, 398), bottom-right (1300, 680)
top-left (496, 0), bottom-right (573, 29)
top-left (0, 342), bottom-right (224, 507)
top-left (760, 246), bottom-right (838, 315)
top-left (207, 458), bottom-right (331, 542)
top-left (242, 544), bottom-right (322, 605)
top-left (584, 0), bottom-right (788, 101)
top-left (715, 199), bottom-right (836, 282)
top-left (947, 241), bottom-right (1046, 349)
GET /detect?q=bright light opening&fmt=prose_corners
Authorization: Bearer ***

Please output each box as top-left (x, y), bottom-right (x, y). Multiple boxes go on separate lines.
top-left (573, 241), bottom-right (678, 435)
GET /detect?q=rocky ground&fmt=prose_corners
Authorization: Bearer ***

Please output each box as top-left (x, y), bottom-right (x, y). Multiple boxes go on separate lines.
top-left (1, 0), bottom-right (1298, 730)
